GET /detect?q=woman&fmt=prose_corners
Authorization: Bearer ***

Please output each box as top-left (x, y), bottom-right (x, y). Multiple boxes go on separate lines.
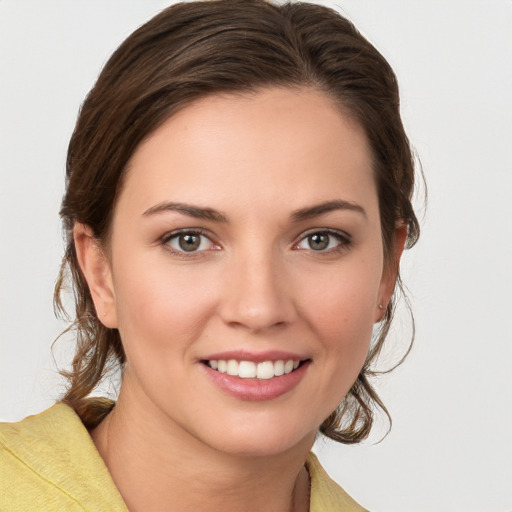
top-left (0, 1), bottom-right (419, 510)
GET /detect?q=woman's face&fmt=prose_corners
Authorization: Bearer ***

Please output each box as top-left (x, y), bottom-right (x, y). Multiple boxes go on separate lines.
top-left (90, 87), bottom-right (396, 456)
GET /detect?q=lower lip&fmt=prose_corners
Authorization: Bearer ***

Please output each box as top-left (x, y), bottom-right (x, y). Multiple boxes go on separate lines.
top-left (201, 362), bottom-right (310, 401)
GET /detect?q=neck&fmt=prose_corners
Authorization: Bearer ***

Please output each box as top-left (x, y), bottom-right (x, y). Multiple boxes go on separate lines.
top-left (90, 380), bottom-right (314, 512)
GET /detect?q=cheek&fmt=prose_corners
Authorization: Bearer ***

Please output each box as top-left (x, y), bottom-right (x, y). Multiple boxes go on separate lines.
top-left (298, 260), bottom-right (381, 340)
top-left (319, 287), bottom-right (374, 378)
top-left (293, 258), bottom-right (382, 394)
top-left (111, 257), bottom-right (219, 358)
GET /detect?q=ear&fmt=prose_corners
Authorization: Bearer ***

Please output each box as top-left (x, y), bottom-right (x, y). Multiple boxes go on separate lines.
top-left (73, 223), bottom-right (118, 328)
top-left (375, 223), bottom-right (408, 322)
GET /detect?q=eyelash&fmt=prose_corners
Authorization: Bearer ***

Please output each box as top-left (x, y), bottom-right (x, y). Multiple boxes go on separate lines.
top-left (161, 229), bottom-right (219, 258)
top-left (160, 228), bottom-right (352, 257)
top-left (293, 229), bottom-right (352, 254)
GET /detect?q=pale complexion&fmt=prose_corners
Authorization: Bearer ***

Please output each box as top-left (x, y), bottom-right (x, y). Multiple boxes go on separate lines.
top-left (75, 87), bottom-right (406, 512)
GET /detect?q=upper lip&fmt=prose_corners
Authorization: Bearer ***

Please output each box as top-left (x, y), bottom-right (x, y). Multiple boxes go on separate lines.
top-left (200, 350), bottom-right (308, 363)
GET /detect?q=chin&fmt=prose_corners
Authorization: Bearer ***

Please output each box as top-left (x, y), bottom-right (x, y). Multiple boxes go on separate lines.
top-left (192, 414), bottom-right (318, 459)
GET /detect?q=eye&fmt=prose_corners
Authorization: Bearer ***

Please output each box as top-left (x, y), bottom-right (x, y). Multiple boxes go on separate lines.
top-left (295, 230), bottom-right (350, 252)
top-left (163, 230), bottom-right (217, 253)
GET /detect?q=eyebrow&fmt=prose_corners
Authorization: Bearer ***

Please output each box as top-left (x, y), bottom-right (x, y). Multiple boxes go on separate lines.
top-left (143, 199), bottom-right (366, 223)
top-left (291, 199), bottom-right (367, 221)
top-left (143, 201), bottom-right (228, 222)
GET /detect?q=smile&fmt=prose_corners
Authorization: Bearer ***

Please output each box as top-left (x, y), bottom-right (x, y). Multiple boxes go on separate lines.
top-left (207, 359), bottom-right (301, 379)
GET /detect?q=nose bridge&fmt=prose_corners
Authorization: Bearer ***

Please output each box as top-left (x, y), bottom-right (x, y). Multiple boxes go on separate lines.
top-left (219, 240), bottom-right (294, 332)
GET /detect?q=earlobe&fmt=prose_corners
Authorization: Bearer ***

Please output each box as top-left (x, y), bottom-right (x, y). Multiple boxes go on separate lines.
top-left (73, 223), bottom-right (118, 328)
top-left (375, 223), bottom-right (408, 322)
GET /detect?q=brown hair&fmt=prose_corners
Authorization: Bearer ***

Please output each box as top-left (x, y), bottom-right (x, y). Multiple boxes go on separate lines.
top-left (55, 0), bottom-right (420, 443)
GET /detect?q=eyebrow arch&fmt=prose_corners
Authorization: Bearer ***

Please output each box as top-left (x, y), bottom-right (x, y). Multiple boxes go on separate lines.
top-left (291, 199), bottom-right (367, 221)
top-left (143, 201), bottom-right (228, 222)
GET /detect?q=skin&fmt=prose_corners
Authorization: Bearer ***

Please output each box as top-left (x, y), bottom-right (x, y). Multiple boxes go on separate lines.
top-left (75, 87), bottom-right (406, 512)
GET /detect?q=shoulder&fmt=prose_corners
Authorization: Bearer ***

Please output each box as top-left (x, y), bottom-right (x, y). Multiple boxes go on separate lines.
top-left (0, 403), bottom-right (127, 511)
top-left (306, 452), bottom-right (369, 512)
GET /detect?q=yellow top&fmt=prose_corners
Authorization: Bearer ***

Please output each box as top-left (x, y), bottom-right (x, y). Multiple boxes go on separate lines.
top-left (0, 403), bottom-right (367, 511)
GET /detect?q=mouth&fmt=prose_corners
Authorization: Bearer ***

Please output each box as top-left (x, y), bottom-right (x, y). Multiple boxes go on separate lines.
top-left (200, 353), bottom-right (311, 401)
top-left (202, 359), bottom-right (307, 380)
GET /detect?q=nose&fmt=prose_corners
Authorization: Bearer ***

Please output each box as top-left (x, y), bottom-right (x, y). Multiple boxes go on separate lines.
top-left (218, 247), bottom-right (296, 333)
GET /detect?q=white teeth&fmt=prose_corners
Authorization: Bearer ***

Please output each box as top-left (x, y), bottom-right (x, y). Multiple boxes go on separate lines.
top-left (274, 360), bottom-right (285, 376)
top-left (284, 360), bottom-right (294, 374)
top-left (226, 359), bottom-right (239, 376)
top-left (238, 361), bottom-right (257, 378)
top-left (207, 359), bottom-right (301, 379)
top-left (257, 361), bottom-right (274, 380)
top-left (217, 360), bottom-right (227, 373)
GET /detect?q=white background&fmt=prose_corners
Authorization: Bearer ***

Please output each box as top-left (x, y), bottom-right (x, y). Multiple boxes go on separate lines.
top-left (1, 1), bottom-right (511, 511)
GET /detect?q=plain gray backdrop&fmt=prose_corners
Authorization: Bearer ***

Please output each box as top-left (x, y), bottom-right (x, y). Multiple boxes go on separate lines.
top-left (1, 1), bottom-right (511, 511)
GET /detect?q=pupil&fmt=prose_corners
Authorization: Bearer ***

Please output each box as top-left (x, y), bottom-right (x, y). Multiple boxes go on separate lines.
top-left (179, 234), bottom-right (200, 251)
top-left (309, 233), bottom-right (329, 250)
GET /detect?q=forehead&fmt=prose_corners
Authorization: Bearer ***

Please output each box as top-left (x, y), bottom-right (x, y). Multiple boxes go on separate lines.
top-left (118, 87), bottom-right (377, 220)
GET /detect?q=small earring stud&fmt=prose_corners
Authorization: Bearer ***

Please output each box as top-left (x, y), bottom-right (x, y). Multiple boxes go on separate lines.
top-left (378, 304), bottom-right (384, 309)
